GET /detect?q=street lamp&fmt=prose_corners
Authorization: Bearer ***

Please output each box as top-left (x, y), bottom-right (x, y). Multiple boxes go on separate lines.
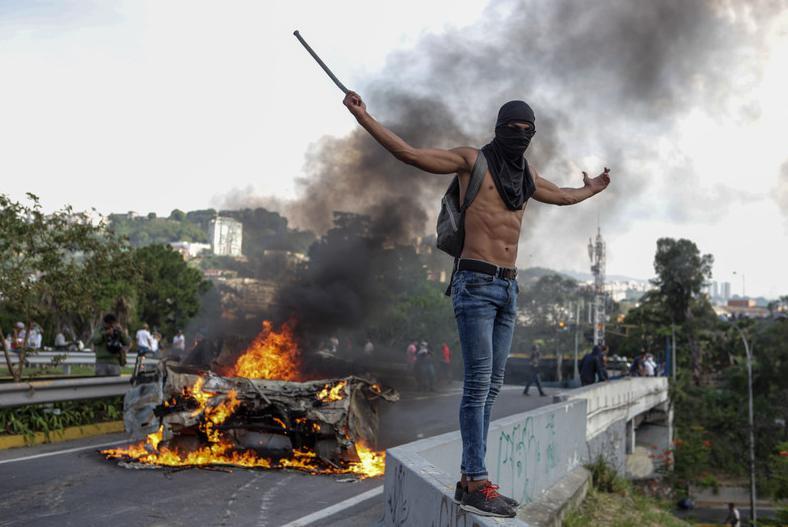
top-left (731, 322), bottom-right (757, 525)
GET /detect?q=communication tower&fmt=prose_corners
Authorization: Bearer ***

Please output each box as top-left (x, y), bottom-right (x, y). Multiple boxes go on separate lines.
top-left (588, 226), bottom-right (606, 345)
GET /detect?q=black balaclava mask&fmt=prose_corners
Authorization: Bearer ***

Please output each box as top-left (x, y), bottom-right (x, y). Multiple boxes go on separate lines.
top-left (481, 100), bottom-right (537, 210)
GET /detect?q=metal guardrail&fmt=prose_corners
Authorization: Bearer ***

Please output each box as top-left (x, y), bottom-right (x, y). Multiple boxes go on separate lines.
top-left (0, 375), bottom-right (132, 408)
top-left (3, 351), bottom-right (158, 374)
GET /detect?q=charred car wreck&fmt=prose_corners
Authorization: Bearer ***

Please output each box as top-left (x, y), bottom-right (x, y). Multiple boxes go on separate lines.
top-left (104, 361), bottom-right (398, 477)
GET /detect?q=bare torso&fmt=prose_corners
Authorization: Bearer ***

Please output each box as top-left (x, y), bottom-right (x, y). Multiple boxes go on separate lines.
top-left (458, 150), bottom-right (525, 268)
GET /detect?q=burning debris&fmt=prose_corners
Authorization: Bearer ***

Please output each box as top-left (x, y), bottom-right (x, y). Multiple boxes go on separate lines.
top-left (103, 322), bottom-right (398, 478)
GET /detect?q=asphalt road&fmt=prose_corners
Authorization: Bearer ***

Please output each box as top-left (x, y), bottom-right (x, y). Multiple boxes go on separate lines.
top-left (0, 383), bottom-right (554, 527)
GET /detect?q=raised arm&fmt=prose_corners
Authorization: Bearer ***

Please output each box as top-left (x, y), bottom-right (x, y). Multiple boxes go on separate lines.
top-left (531, 165), bottom-right (611, 205)
top-left (343, 91), bottom-right (474, 174)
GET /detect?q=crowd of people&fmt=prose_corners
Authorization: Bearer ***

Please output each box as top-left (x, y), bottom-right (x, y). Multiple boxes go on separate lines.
top-left (521, 342), bottom-right (665, 394)
top-left (405, 340), bottom-right (452, 392)
top-left (2, 322), bottom-right (45, 352)
top-left (1, 316), bottom-right (190, 377)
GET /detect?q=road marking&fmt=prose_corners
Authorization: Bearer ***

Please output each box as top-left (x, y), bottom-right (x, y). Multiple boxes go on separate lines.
top-left (0, 439), bottom-right (128, 465)
top-left (257, 473), bottom-right (292, 527)
top-left (278, 485), bottom-right (383, 527)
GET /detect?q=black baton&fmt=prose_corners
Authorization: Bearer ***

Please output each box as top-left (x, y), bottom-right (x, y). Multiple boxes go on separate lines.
top-left (293, 30), bottom-right (349, 94)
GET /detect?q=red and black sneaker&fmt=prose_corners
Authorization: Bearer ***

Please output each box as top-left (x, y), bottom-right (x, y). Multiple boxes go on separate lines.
top-left (454, 481), bottom-right (519, 508)
top-left (460, 480), bottom-right (516, 518)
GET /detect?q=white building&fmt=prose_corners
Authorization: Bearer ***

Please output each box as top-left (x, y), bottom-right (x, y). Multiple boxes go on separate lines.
top-left (209, 217), bottom-right (243, 257)
top-left (604, 280), bottom-right (652, 302)
top-left (170, 241), bottom-right (211, 260)
top-left (706, 280), bottom-right (733, 305)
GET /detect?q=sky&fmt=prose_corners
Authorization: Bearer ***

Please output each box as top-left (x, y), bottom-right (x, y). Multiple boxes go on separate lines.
top-left (1, 0), bottom-right (787, 298)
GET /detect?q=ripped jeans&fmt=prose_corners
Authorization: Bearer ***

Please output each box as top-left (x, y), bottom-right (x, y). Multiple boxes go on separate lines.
top-left (451, 269), bottom-right (518, 480)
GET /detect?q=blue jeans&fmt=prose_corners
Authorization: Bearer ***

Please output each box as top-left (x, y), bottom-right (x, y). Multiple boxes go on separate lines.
top-left (451, 269), bottom-right (518, 480)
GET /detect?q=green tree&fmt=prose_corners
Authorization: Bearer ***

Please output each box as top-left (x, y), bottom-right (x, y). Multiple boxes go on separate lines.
top-left (0, 194), bottom-right (138, 380)
top-left (652, 238), bottom-right (713, 384)
top-left (132, 244), bottom-right (211, 337)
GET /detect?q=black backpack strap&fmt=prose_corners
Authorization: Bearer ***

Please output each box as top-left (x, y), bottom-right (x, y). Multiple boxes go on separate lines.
top-left (444, 257), bottom-right (459, 297)
top-left (460, 151), bottom-right (487, 212)
top-left (446, 152), bottom-right (486, 297)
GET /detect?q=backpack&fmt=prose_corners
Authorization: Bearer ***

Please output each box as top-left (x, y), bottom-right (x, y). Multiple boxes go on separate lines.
top-left (436, 151), bottom-right (488, 257)
top-left (106, 329), bottom-right (128, 366)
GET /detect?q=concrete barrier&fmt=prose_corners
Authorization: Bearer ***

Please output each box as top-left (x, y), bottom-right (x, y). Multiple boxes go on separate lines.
top-left (554, 377), bottom-right (669, 440)
top-left (555, 377), bottom-right (671, 477)
top-left (382, 379), bottom-right (673, 526)
top-left (382, 400), bottom-right (588, 527)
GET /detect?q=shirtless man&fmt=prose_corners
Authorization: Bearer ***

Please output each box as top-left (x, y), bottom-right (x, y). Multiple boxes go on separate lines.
top-left (343, 92), bottom-right (610, 518)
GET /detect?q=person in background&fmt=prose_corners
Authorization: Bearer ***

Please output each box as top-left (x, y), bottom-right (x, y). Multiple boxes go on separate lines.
top-left (440, 342), bottom-right (452, 381)
top-left (723, 502), bottom-right (740, 527)
top-left (643, 353), bottom-right (657, 377)
top-left (629, 350), bottom-right (645, 377)
top-left (523, 343), bottom-right (546, 396)
top-left (91, 313), bottom-right (130, 376)
top-left (54, 330), bottom-right (68, 351)
top-left (29, 323), bottom-right (43, 350)
top-left (150, 331), bottom-right (161, 358)
top-left (363, 338), bottom-right (375, 356)
top-left (580, 345), bottom-right (609, 386)
top-left (172, 329), bottom-right (186, 356)
top-left (13, 322), bottom-right (26, 350)
top-left (135, 323), bottom-right (153, 356)
top-left (405, 341), bottom-right (419, 386)
top-left (416, 341), bottom-right (436, 392)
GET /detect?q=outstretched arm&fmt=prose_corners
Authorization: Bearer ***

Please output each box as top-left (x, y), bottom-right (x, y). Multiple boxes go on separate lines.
top-left (343, 91), bottom-right (474, 174)
top-left (532, 166), bottom-right (611, 206)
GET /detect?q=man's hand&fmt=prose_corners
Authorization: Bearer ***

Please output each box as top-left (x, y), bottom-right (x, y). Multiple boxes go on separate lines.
top-left (343, 90), bottom-right (367, 120)
top-left (582, 167), bottom-right (611, 194)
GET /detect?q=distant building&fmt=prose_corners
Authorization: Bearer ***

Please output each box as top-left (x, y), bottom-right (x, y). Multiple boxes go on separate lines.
top-left (720, 281), bottom-right (731, 303)
top-left (728, 298), bottom-right (756, 308)
top-left (605, 280), bottom-right (651, 302)
top-left (210, 217), bottom-right (243, 257)
top-left (170, 241), bottom-right (211, 260)
top-left (705, 280), bottom-right (733, 305)
top-left (261, 249), bottom-right (308, 269)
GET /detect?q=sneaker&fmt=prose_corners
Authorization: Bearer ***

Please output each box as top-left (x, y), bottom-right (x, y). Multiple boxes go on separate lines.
top-left (454, 481), bottom-right (519, 508)
top-left (460, 481), bottom-right (516, 518)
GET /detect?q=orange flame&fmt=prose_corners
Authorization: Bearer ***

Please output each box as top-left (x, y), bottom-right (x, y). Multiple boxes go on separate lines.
top-left (230, 321), bottom-right (301, 380)
top-left (350, 442), bottom-right (386, 478)
top-left (317, 381), bottom-right (347, 403)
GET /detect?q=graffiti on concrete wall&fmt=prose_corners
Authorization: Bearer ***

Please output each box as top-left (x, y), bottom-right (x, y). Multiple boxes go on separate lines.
top-left (385, 462), bottom-right (410, 527)
top-left (494, 412), bottom-right (562, 505)
top-left (433, 495), bottom-right (484, 527)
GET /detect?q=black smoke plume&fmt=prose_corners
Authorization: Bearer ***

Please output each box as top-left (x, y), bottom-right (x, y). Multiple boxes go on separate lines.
top-left (217, 0), bottom-right (781, 339)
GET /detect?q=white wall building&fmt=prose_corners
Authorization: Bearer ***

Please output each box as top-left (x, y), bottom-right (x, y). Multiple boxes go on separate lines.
top-left (604, 280), bottom-right (652, 302)
top-left (170, 241), bottom-right (211, 259)
top-left (209, 217), bottom-right (243, 257)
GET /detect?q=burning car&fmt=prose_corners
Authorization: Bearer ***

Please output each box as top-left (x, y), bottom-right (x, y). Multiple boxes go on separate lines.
top-left (103, 321), bottom-right (398, 478)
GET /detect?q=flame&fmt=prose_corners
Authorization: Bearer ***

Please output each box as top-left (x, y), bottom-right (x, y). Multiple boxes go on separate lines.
top-left (317, 381), bottom-right (347, 403)
top-left (185, 377), bottom-right (240, 442)
top-left (350, 442), bottom-right (386, 478)
top-left (103, 320), bottom-right (387, 479)
top-left (230, 321), bottom-right (301, 380)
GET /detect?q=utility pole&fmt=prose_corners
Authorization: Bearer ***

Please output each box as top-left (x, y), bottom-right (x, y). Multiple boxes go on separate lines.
top-left (731, 323), bottom-right (757, 525)
top-left (588, 225), bottom-right (606, 346)
top-left (573, 301), bottom-right (581, 382)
